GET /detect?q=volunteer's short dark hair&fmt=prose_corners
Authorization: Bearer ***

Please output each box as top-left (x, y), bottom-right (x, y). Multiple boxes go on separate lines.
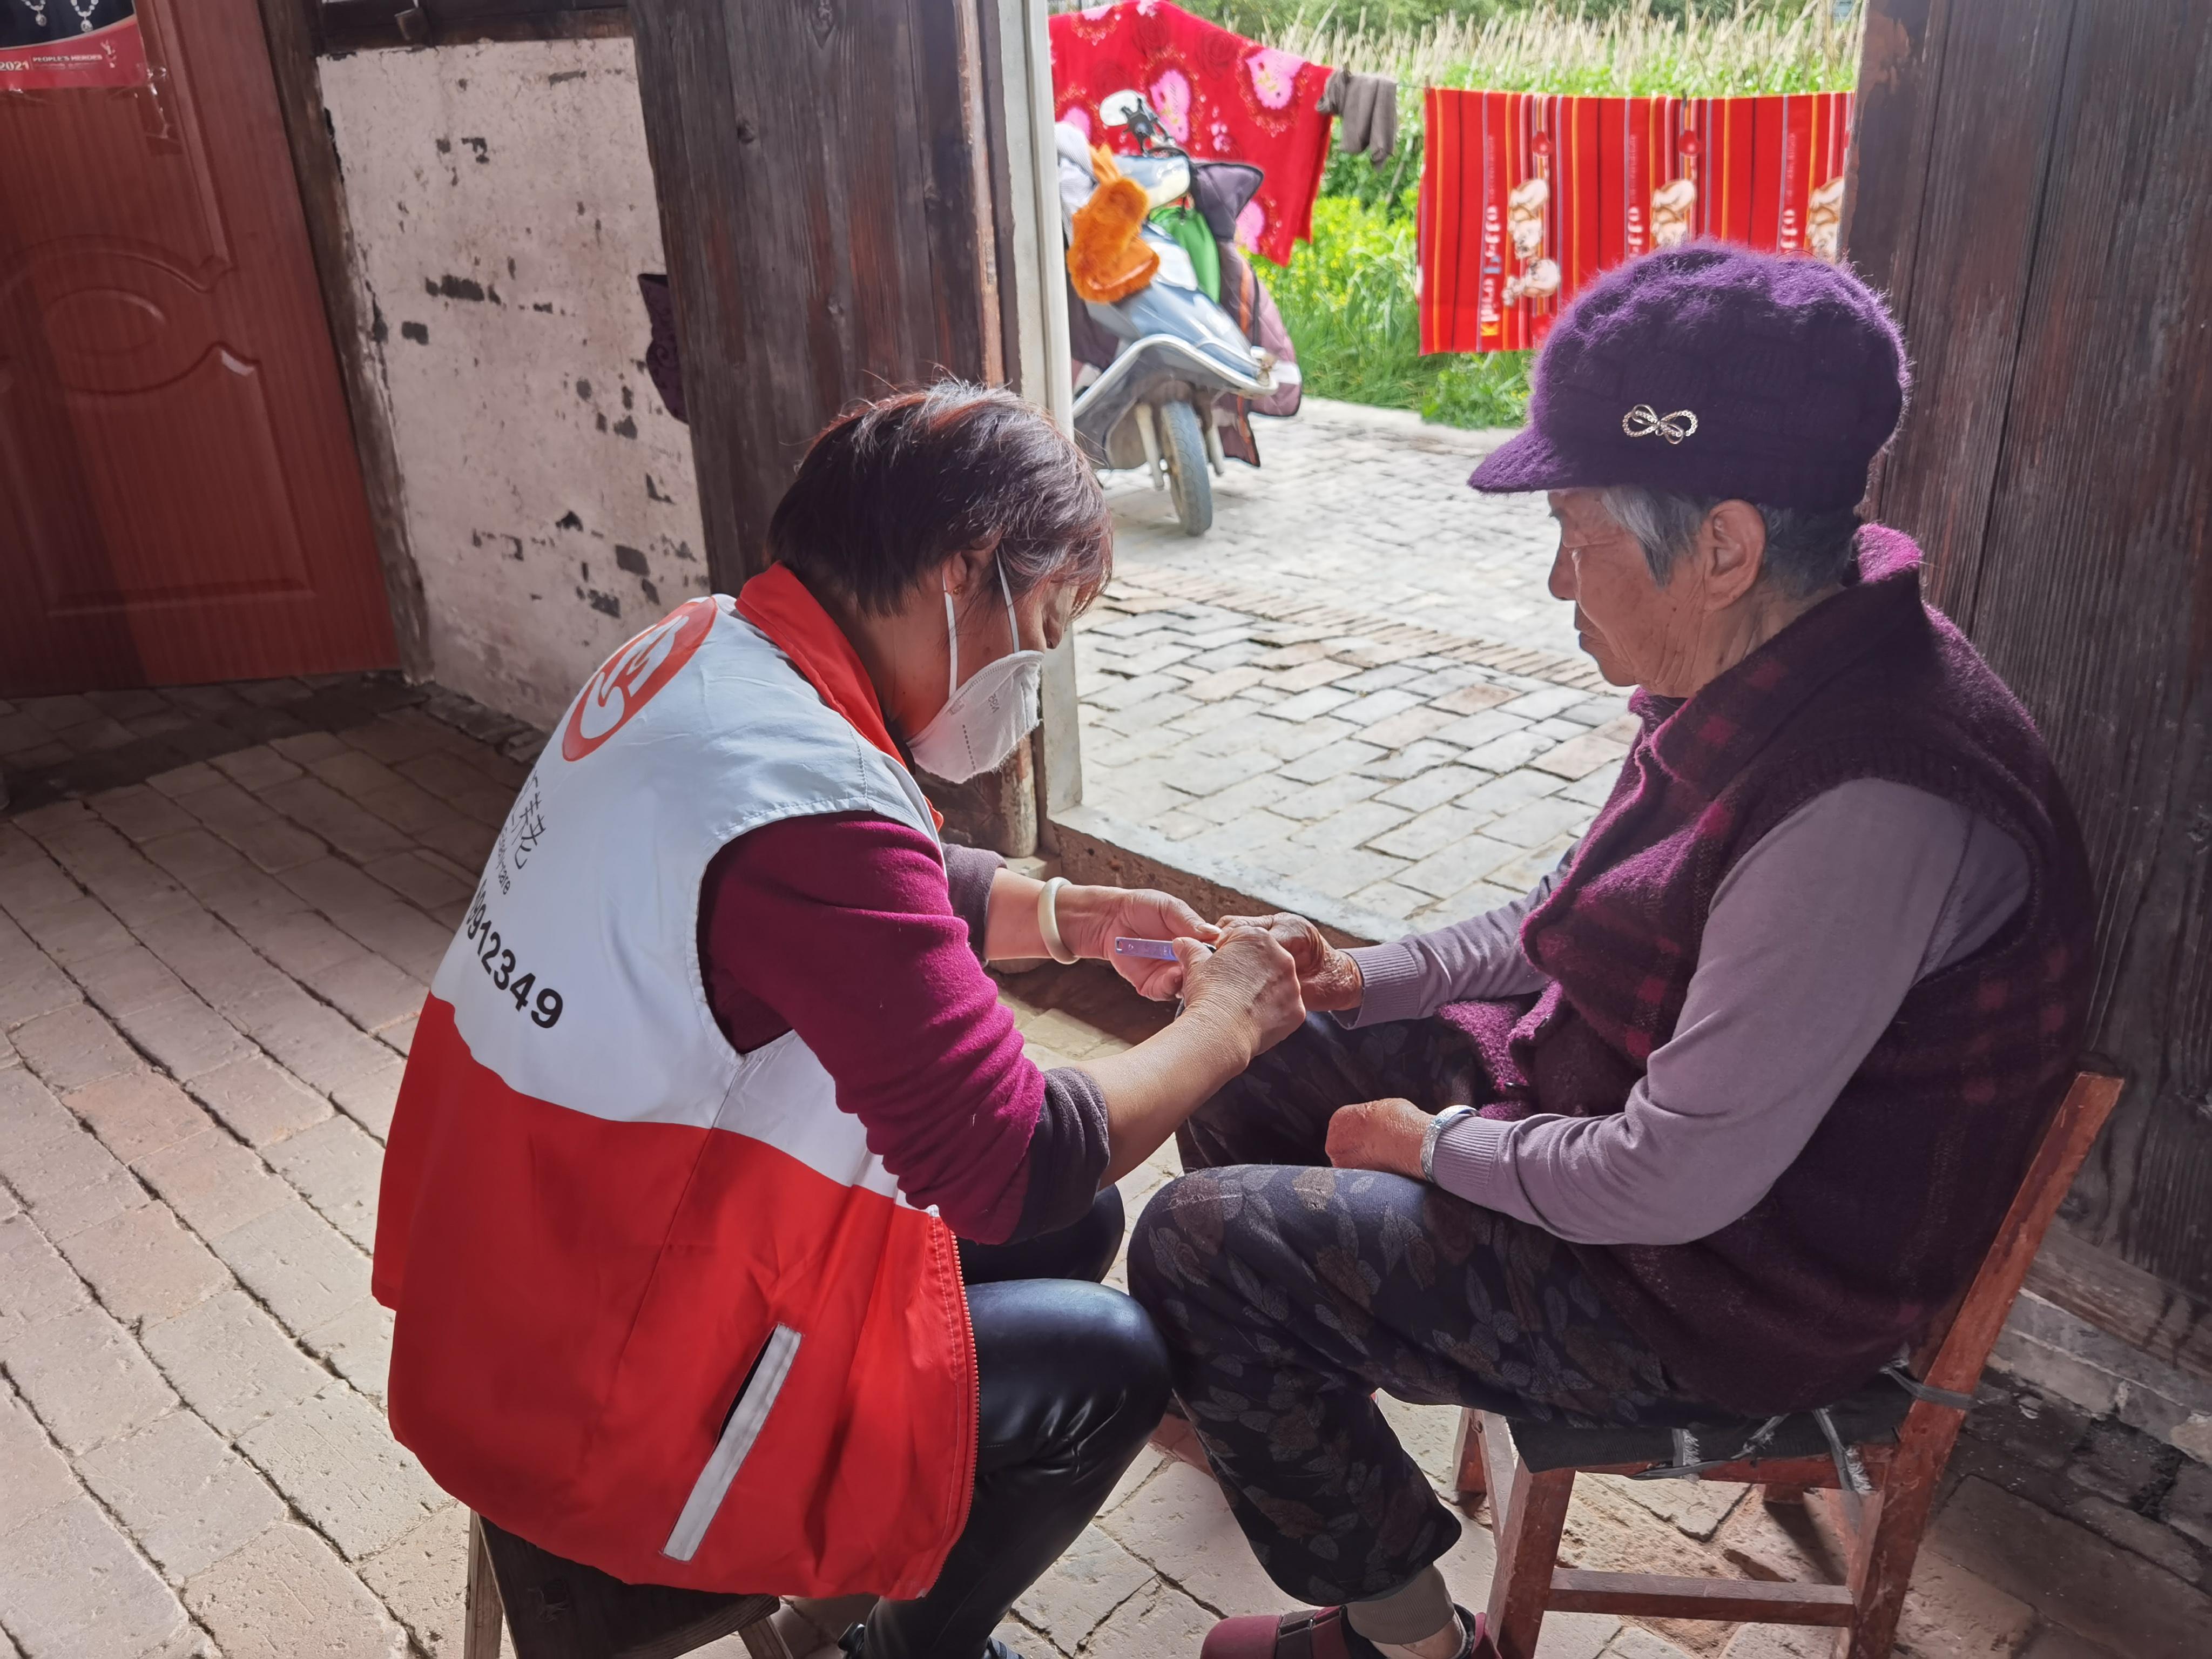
top-left (769, 382), bottom-right (1113, 617)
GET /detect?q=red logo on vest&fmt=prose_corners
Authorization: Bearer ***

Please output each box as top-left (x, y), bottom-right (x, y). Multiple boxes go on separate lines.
top-left (562, 598), bottom-right (718, 761)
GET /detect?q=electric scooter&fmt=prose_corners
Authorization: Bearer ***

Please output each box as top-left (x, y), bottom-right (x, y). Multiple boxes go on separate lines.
top-left (1060, 92), bottom-right (1293, 537)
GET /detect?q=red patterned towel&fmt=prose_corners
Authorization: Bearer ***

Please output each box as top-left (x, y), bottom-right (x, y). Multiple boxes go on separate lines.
top-left (1050, 2), bottom-right (1334, 266)
top-left (1419, 90), bottom-right (1853, 355)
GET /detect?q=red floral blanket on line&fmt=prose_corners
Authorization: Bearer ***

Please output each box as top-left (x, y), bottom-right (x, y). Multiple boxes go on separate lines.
top-left (1050, 2), bottom-right (1334, 267)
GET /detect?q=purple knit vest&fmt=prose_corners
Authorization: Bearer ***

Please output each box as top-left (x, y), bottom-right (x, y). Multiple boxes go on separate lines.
top-left (1441, 527), bottom-right (2094, 1414)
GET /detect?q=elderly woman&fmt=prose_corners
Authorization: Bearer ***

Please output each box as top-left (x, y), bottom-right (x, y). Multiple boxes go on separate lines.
top-left (1128, 247), bottom-right (2095, 1659)
top-left (373, 385), bottom-right (1305, 1659)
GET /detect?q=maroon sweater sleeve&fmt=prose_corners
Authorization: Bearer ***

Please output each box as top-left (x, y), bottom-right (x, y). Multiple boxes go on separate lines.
top-left (698, 813), bottom-right (1108, 1244)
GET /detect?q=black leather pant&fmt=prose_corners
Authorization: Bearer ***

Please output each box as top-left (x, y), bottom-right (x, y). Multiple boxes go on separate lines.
top-left (861, 1188), bottom-right (1168, 1659)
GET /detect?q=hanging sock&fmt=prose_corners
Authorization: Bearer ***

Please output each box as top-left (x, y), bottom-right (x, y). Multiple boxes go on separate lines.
top-left (1318, 69), bottom-right (1399, 166)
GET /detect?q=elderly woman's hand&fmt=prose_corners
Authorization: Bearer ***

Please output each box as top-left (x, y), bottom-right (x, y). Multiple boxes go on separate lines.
top-left (1215, 912), bottom-right (1364, 1013)
top-left (1325, 1098), bottom-right (1431, 1181)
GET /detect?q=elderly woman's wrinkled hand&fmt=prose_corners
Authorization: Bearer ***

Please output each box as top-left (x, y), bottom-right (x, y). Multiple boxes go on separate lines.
top-left (1214, 912), bottom-right (1364, 1013)
top-left (1325, 1097), bottom-right (1431, 1181)
top-left (1176, 921), bottom-right (1306, 1064)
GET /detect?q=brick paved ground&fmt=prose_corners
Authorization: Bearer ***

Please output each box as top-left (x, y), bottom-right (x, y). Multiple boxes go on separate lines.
top-left (1074, 400), bottom-right (1633, 934)
top-left (0, 680), bottom-right (2187, 1659)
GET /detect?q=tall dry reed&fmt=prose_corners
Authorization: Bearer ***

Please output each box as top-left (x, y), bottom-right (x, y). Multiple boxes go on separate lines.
top-left (1280, 1), bottom-right (1860, 96)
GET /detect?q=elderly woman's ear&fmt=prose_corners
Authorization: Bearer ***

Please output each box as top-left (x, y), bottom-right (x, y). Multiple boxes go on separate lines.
top-left (1694, 500), bottom-right (1771, 609)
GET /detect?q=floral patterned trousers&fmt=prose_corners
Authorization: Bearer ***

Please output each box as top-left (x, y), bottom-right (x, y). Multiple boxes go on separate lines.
top-left (1127, 1014), bottom-right (1699, 1606)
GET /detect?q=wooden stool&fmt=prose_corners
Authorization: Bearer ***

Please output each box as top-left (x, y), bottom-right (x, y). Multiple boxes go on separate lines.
top-left (462, 1511), bottom-right (781, 1659)
top-left (1454, 1070), bottom-right (2122, 1659)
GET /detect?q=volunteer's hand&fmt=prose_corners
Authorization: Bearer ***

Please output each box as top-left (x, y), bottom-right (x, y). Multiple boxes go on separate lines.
top-left (1214, 912), bottom-right (1364, 1013)
top-left (1060, 885), bottom-right (1219, 1001)
top-left (1326, 1097), bottom-right (1431, 1181)
top-left (1175, 922), bottom-right (1305, 1064)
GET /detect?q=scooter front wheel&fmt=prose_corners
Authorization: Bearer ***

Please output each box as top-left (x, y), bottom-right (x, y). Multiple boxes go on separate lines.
top-left (1159, 399), bottom-right (1213, 537)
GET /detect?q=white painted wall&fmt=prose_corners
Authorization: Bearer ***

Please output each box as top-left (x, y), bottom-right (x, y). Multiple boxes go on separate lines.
top-left (321, 36), bottom-right (706, 730)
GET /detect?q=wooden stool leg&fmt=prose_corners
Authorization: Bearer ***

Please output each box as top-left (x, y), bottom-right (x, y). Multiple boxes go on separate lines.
top-left (464, 1513), bottom-right (506, 1659)
top-left (1480, 1415), bottom-right (1574, 1659)
top-left (1452, 1408), bottom-right (1488, 1505)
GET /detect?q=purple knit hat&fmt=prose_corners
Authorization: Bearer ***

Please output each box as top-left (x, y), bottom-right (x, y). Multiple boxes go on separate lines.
top-left (1468, 244), bottom-right (1908, 511)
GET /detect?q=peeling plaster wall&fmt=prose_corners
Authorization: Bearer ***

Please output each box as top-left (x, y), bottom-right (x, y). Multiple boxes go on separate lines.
top-left (321, 37), bottom-right (705, 729)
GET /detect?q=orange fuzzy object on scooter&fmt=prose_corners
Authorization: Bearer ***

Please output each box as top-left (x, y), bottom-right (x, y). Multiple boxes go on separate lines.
top-left (1067, 147), bottom-right (1158, 305)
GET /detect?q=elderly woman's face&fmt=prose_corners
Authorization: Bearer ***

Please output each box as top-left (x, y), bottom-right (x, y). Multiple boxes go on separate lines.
top-left (1544, 490), bottom-right (1777, 696)
top-left (1546, 491), bottom-right (1699, 691)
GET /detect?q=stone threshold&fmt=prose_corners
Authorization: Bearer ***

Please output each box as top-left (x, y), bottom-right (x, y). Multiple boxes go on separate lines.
top-left (1051, 804), bottom-right (1401, 947)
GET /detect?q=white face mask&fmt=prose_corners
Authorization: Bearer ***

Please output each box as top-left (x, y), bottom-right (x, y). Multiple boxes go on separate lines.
top-left (907, 558), bottom-right (1045, 784)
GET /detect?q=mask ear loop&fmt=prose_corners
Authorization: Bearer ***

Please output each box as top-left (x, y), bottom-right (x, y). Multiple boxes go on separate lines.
top-left (946, 553), bottom-right (1021, 702)
top-left (995, 555), bottom-right (1020, 655)
top-left (947, 548), bottom-right (1022, 699)
top-left (942, 584), bottom-right (960, 698)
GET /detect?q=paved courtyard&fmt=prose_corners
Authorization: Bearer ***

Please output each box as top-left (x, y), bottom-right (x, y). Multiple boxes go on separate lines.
top-left (0, 679), bottom-right (2195, 1659)
top-left (1073, 399), bottom-right (1633, 937)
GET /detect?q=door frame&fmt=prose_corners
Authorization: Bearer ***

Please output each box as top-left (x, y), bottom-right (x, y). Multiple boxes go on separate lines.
top-left (247, 0), bottom-right (429, 678)
top-left (992, 0), bottom-right (1084, 845)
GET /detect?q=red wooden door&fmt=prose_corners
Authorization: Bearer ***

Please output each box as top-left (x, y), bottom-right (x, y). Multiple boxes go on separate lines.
top-left (0, 0), bottom-right (396, 695)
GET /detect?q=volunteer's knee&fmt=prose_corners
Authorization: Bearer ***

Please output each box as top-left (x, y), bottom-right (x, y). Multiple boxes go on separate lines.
top-left (1064, 1184), bottom-right (1125, 1284)
top-left (970, 1278), bottom-right (1169, 1466)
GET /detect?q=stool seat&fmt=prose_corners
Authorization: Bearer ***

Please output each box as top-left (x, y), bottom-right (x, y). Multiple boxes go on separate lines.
top-left (1502, 1373), bottom-right (1912, 1475)
top-left (466, 1512), bottom-right (779, 1659)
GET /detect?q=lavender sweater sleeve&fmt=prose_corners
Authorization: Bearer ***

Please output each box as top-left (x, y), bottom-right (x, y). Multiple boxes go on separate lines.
top-left (1338, 859), bottom-right (1568, 1026)
top-left (1428, 780), bottom-right (2031, 1245)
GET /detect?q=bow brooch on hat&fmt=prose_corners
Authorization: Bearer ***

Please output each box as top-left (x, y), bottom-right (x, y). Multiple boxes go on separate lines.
top-left (1622, 404), bottom-right (1698, 444)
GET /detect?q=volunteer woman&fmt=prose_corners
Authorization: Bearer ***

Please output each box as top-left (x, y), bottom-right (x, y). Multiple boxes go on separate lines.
top-left (373, 383), bottom-right (1305, 1659)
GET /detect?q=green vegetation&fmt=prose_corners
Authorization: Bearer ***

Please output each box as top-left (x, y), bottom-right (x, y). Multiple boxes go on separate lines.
top-left (1255, 194), bottom-right (1533, 428)
top-left (1237, 1), bottom-right (1864, 426)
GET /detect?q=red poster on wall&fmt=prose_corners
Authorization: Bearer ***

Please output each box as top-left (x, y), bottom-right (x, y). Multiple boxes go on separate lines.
top-left (1, 1), bottom-right (147, 92)
top-left (1419, 87), bottom-right (1853, 355)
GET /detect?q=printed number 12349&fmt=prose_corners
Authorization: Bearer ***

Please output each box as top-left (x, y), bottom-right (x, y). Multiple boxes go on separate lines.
top-left (463, 891), bottom-right (564, 1028)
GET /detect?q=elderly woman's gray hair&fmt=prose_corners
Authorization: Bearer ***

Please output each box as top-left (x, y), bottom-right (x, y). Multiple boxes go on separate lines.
top-left (1597, 487), bottom-right (1862, 600)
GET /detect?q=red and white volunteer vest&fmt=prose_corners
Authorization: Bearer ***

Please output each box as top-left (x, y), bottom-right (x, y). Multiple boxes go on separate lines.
top-left (373, 596), bottom-right (978, 1597)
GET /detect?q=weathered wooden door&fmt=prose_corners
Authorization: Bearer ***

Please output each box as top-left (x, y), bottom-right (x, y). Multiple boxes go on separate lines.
top-left (0, 0), bottom-right (396, 694)
top-left (626, 0), bottom-right (1015, 590)
top-left (629, 0), bottom-right (1071, 853)
top-left (1847, 0), bottom-right (2212, 1350)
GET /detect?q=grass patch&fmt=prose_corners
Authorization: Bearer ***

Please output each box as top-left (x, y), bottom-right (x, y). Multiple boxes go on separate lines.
top-left (1256, 195), bottom-right (1533, 427)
